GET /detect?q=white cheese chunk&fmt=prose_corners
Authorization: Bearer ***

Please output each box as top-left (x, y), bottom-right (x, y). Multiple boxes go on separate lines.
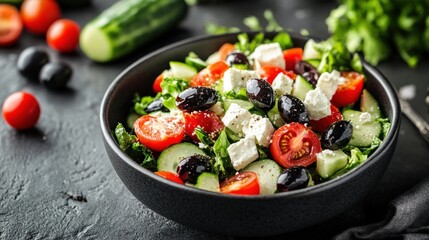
top-left (316, 70), bottom-right (340, 100)
top-left (243, 115), bottom-right (275, 147)
top-left (227, 136), bottom-right (259, 171)
top-left (272, 72), bottom-right (294, 96)
top-left (221, 103), bottom-right (252, 134)
top-left (304, 89), bottom-right (331, 120)
top-left (223, 68), bottom-right (259, 92)
top-left (251, 43), bottom-right (285, 70)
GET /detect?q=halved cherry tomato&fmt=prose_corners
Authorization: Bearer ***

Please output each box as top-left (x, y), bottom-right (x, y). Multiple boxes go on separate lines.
top-left (190, 61), bottom-right (229, 87)
top-left (310, 105), bottom-right (342, 133)
top-left (218, 43), bottom-right (235, 62)
top-left (153, 73), bottom-right (163, 93)
top-left (183, 110), bottom-right (224, 141)
top-left (270, 123), bottom-right (321, 168)
top-left (331, 71), bottom-right (365, 107)
top-left (258, 66), bottom-right (296, 84)
top-left (47, 19), bottom-right (80, 53)
top-left (283, 48), bottom-right (303, 71)
top-left (220, 172), bottom-right (260, 195)
top-left (154, 171), bottom-right (184, 184)
top-left (0, 4), bottom-right (23, 46)
top-left (21, 0), bottom-right (61, 35)
top-left (133, 115), bottom-right (185, 152)
top-left (2, 91), bottom-right (40, 130)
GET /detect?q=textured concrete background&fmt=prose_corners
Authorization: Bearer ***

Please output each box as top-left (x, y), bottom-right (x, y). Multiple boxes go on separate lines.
top-left (1, 0), bottom-right (429, 239)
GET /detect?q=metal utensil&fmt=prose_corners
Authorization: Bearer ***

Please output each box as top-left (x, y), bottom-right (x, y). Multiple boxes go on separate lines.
top-left (399, 98), bottom-right (429, 144)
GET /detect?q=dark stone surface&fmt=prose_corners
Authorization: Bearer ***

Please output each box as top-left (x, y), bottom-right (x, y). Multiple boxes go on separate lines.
top-left (0, 0), bottom-right (428, 239)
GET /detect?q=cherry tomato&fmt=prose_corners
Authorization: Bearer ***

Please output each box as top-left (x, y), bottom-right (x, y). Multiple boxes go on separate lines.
top-left (0, 4), bottom-right (23, 46)
top-left (220, 172), bottom-right (260, 195)
top-left (154, 171), bottom-right (184, 184)
top-left (21, 0), bottom-right (61, 35)
top-left (190, 61), bottom-right (229, 87)
top-left (270, 122), bottom-right (321, 168)
top-left (46, 19), bottom-right (80, 53)
top-left (2, 91), bottom-right (40, 130)
top-left (258, 66), bottom-right (296, 84)
top-left (133, 115), bottom-right (185, 152)
top-left (153, 73), bottom-right (163, 93)
top-left (310, 105), bottom-right (342, 133)
top-left (283, 48), bottom-right (303, 71)
top-left (218, 43), bottom-right (235, 62)
top-left (331, 71), bottom-right (365, 107)
top-left (183, 110), bottom-right (224, 141)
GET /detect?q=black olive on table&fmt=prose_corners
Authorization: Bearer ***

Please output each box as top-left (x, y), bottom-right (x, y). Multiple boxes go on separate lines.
top-left (246, 78), bottom-right (275, 111)
top-left (17, 47), bottom-right (49, 81)
top-left (40, 62), bottom-right (72, 90)
top-left (321, 120), bottom-right (353, 150)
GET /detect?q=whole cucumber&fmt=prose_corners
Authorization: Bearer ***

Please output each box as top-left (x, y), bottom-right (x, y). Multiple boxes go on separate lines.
top-left (79, 0), bottom-right (188, 62)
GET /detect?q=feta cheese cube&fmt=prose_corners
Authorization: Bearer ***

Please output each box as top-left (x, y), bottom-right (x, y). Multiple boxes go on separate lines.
top-left (209, 102), bottom-right (224, 117)
top-left (227, 136), bottom-right (259, 170)
top-left (221, 103), bottom-right (252, 134)
top-left (251, 43), bottom-right (285, 70)
top-left (316, 70), bottom-right (340, 100)
top-left (223, 68), bottom-right (259, 92)
top-left (243, 115), bottom-right (275, 147)
top-left (304, 89), bottom-right (331, 120)
top-left (272, 72), bottom-right (294, 96)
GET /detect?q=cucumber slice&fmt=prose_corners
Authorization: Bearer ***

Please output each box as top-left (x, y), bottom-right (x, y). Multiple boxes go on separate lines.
top-left (195, 172), bottom-right (219, 192)
top-left (316, 149), bottom-right (349, 179)
top-left (305, 59), bottom-right (321, 69)
top-left (157, 143), bottom-right (207, 173)
top-left (360, 89), bottom-right (381, 119)
top-left (169, 61), bottom-right (197, 80)
top-left (303, 39), bottom-right (321, 60)
top-left (292, 75), bottom-right (314, 101)
top-left (343, 109), bottom-right (382, 147)
top-left (223, 99), bottom-right (254, 112)
top-left (242, 160), bottom-right (283, 195)
top-left (185, 53), bottom-right (207, 71)
top-left (267, 99), bottom-right (285, 128)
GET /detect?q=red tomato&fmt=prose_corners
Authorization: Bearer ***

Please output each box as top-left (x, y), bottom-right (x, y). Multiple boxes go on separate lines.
top-left (283, 48), bottom-right (303, 71)
top-left (331, 71), bottom-right (365, 107)
top-left (190, 61), bottom-right (229, 87)
top-left (46, 19), bottom-right (80, 53)
top-left (133, 115), bottom-right (185, 152)
top-left (21, 0), bottom-right (61, 35)
top-left (153, 73), bottom-right (163, 93)
top-left (270, 123), bottom-right (321, 168)
top-left (310, 105), bottom-right (342, 133)
top-left (183, 110), bottom-right (224, 141)
top-left (0, 4), bottom-right (23, 46)
top-left (220, 172), bottom-right (260, 195)
top-left (2, 91), bottom-right (40, 130)
top-left (218, 43), bottom-right (235, 62)
top-left (259, 66), bottom-right (296, 84)
top-left (154, 171), bottom-right (184, 184)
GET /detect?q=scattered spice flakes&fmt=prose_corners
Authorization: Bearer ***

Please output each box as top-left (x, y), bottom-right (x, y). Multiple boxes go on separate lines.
top-left (60, 191), bottom-right (88, 202)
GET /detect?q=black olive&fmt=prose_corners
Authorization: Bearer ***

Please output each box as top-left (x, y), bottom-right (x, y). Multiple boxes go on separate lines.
top-left (246, 78), bottom-right (275, 111)
top-left (176, 155), bottom-right (212, 183)
top-left (17, 47), bottom-right (49, 81)
top-left (278, 94), bottom-right (310, 125)
top-left (295, 61), bottom-right (319, 86)
top-left (176, 87), bottom-right (218, 111)
top-left (145, 99), bottom-right (169, 113)
top-left (277, 167), bottom-right (309, 192)
top-left (321, 120), bottom-right (353, 150)
top-left (40, 62), bottom-right (72, 90)
top-left (225, 51), bottom-right (250, 67)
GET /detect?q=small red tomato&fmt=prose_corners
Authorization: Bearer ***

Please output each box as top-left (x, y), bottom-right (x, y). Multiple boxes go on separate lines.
top-left (259, 66), bottom-right (296, 84)
top-left (153, 73), bottom-right (163, 93)
top-left (47, 19), bottom-right (80, 53)
top-left (0, 4), bottom-right (23, 46)
top-left (310, 105), bottom-right (342, 133)
top-left (283, 48), bottom-right (303, 71)
top-left (183, 110), bottom-right (224, 142)
top-left (190, 61), bottom-right (229, 87)
top-left (2, 91), bottom-right (40, 130)
top-left (21, 0), bottom-right (61, 35)
top-left (220, 172), bottom-right (260, 195)
top-left (331, 72), bottom-right (365, 107)
top-left (154, 171), bottom-right (184, 184)
top-left (133, 115), bottom-right (185, 152)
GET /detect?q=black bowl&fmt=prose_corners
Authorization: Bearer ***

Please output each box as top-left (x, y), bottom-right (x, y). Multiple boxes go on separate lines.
top-left (100, 32), bottom-right (401, 237)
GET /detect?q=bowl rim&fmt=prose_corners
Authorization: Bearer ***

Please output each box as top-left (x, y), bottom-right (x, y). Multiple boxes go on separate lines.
top-left (100, 31), bottom-right (401, 200)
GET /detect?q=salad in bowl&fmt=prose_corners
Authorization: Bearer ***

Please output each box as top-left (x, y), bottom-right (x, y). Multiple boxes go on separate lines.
top-left (113, 32), bottom-right (391, 196)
